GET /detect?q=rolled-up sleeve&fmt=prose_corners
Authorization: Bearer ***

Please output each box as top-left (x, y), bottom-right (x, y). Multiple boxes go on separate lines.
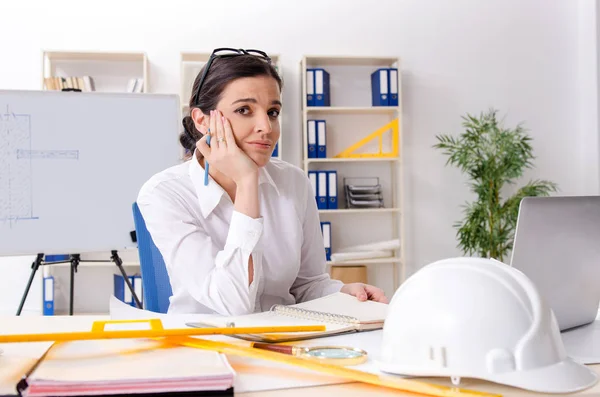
top-left (138, 188), bottom-right (263, 316)
top-left (290, 176), bottom-right (343, 302)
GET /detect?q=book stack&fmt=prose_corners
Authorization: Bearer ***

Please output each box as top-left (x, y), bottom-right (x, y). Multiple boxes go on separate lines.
top-left (309, 170), bottom-right (338, 210)
top-left (126, 77), bottom-right (145, 93)
top-left (18, 338), bottom-right (235, 397)
top-left (344, 177), bottom-right (384, 209)
top-left (320, 221), bottom-right (331, 261)
top-left (44, 76), bottom-right (96, 92)
top-left (113, 273), bottom-right (143, 308)
top-left (307, 120), bottom-right (326, 158)
top-left (305, 68), bottom-right (330, 107)
top-left (371, 68), bottom-right (399, 106)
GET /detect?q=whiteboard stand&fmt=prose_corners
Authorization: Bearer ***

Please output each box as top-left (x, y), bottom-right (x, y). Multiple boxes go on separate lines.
top-left (16, 250), bottom-right (141, 316)
top-left (0, 89), bottom-right (180, 314)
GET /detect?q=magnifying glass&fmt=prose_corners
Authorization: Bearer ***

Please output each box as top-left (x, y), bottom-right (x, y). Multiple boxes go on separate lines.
top-left (251, 342), bottom-right (367, 366)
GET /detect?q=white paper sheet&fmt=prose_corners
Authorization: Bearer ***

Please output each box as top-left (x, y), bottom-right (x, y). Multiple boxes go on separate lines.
top-left (108, 296), bottom-right (215, 329)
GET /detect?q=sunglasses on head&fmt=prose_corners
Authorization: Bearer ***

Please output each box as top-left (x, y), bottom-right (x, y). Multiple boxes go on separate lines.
top-left (192, 48), bottom-right (272, 106)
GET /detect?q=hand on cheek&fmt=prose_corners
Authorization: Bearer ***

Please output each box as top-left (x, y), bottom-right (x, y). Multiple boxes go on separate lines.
top-left (195, 110), bottom-right (258, 184)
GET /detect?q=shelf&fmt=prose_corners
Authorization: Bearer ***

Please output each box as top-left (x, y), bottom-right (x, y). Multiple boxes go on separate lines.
top-left (327, 257), bottom-right (400, 266)
top-left (42, 50), bottom-right (149, 93)
top-left (180, 53), bottom-right (209, 110)
top-left (304, 55), bottom-right (398, 67)
top-left (181, 53), bottom-right (211, 63)
top-left (319, 208), bottom-right (399, 215)
top-left (301, 54), bottom-right (404, 294)
top-left (44, 51), bottom-right (146, 62)
top-left (304, 106), bottom-right (399, 115)
top-left (305, 157), bottom-right (399, 164)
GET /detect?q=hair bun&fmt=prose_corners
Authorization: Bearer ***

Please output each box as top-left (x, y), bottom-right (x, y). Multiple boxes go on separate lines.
top-left (179, 116), bottom-right (199, 155)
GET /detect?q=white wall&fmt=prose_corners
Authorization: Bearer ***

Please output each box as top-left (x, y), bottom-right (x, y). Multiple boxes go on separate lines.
top-left (1, 0), bottom-right (598, 312)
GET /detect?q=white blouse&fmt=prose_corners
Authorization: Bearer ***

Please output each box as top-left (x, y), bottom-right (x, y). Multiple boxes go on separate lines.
top-left (137, 155), bottom-right (343, 315)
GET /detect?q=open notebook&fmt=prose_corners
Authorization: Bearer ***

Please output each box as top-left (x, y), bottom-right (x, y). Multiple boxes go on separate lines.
top-left (188, 292), bottom-right (389, 342)
top-left (19, 339), bottom-right (235, 397)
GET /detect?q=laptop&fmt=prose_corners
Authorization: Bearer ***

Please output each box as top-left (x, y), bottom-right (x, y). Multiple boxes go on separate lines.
top-left (510, 195), bottom-right (600, 331)
top-left (509, 195), bottom-right (600, 363)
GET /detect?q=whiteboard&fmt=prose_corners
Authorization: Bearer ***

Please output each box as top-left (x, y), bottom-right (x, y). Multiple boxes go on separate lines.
top-left (0, 90), bottom-right (181, 256)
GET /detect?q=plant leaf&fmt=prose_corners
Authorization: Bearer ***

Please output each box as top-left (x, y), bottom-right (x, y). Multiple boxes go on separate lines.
top-left (434, 109), bottom-right (559, 262)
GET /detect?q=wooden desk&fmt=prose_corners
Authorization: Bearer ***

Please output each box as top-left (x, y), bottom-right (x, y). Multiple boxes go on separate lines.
top-left (1, 315), bottom-right (600, 397)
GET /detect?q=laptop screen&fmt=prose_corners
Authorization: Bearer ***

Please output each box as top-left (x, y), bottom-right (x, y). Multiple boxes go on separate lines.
top-left (509, 196), bottom-right (600, 331)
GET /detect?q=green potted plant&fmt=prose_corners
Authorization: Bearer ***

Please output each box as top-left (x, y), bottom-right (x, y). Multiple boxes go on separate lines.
top-left (433, 109), bottom-right (558, 262)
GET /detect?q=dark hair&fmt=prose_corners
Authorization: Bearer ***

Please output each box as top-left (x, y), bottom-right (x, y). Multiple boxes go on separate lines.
top-left (179, 55), bottom-right (283, 156)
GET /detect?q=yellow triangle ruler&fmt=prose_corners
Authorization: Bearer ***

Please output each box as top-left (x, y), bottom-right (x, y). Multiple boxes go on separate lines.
top-left (334, 118), bottom-right (399, 158)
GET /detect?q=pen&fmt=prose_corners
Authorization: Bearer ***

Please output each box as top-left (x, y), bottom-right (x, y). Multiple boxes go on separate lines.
top-left (251, 342), bottom-right (298, 355)
top-left (204, 131), bottom-right (211, 186)
top-left (16, 343), bottom-right (54, 395)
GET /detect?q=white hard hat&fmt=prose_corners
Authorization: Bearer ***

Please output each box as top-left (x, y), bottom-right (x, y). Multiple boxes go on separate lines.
top-left (377, 256), bottom-right (598, 394)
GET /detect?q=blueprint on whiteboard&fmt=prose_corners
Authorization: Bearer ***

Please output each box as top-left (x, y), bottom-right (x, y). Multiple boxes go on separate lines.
top-left (0, 105), bottom-right (78, 226)
top-left (0, 106), bottom-right (36, 225)
top-left (0, 89), bottom-right (180, 256)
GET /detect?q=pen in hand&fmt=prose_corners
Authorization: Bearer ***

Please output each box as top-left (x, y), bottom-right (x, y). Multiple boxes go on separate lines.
top-left (204, 131), bottom-right (211, 186)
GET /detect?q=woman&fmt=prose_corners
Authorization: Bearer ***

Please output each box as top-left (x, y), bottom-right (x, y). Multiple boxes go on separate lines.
top-left (137, 48), bottom-right (388, 315)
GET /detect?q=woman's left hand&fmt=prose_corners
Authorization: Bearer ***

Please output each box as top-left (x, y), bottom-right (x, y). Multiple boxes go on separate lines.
top-left (340, 283), bottom-right (389, 303)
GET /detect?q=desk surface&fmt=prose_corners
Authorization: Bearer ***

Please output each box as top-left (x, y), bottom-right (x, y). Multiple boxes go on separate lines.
top-left (1, 315), bottom-right (600, 397)
top-left (241, 374), bottom-right (600, 397)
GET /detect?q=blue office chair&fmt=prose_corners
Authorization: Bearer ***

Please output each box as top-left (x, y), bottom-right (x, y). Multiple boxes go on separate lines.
top-left (132, 202), bottom-right (173, 313)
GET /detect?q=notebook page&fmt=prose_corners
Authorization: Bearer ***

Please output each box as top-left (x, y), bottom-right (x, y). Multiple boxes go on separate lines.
top-left (30, 339), bottom-right (234, 382)
top-left (290, 292), bottom-right (388, 324)
top-left (202, 310), bottom-right (349, 333)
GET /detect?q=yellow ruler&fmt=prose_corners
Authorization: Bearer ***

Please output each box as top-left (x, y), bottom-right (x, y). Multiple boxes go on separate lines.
top-left (334, 118), bottom-right (399, 158)
top-left (0, 319), bottom-right (325, 343)
top-left (167, 335), bottom-right (502, 397)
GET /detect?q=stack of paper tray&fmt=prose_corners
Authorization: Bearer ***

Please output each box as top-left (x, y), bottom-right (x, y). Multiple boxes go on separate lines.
top-left (344, 177), bottom-right (384, 208)
top-left (330, 239), bottom-right (400, 263)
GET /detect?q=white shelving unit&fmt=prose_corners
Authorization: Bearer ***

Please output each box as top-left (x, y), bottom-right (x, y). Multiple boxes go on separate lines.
top-left (179, 52), bottom-right (210, 119)
top-left (300, 55), bottom-right (404, 293)
top-left (42, 51), bottom-right (148, 93)
top-left (179, 52), bottom-right (283, 160)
